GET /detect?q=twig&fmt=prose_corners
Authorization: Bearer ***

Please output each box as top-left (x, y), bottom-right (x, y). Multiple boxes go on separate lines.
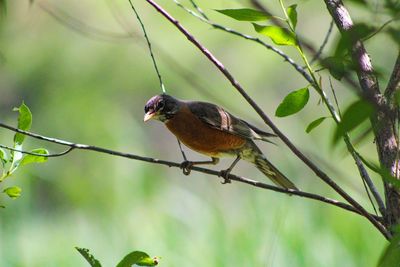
top-left (0, 144), bottom-right (74, 157)
top-left (143, 0), bottom-right (390, 239)
top-left (0, 121), bottom-right (381, 220)
top-left (385, 51), bottom-right (400, 101)
top-left (310, 20), bottom-right (334, 65)
top-left (128, 0), bottom-right (166, 93)
top-left (173, 0), bottom-right (314, 86)
top-left (329, 77), bottom-right (385, 216)
top-left (188, 0), bottom-right (208, 20)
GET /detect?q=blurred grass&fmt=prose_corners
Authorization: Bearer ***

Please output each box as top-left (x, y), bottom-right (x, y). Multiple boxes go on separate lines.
top-left (0, 0), bottom-right (395, 266)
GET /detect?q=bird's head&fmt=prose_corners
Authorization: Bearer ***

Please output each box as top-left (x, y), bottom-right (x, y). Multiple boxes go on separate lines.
top-left (144, 94), bottom-right (181, 122)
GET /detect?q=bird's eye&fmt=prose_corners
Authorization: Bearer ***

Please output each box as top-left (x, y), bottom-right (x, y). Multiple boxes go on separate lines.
top-left (157, 100), bottom-right (165, 110)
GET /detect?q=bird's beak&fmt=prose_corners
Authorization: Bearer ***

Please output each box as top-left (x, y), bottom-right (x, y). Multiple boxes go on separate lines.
top-left (144, 112), bottom-right (156, 122)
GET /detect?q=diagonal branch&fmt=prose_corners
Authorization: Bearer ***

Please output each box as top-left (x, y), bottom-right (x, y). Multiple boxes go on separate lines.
top-left (385, 51), bottom-right (400, 101)
top-left (142, 0), bottom-right (390, 239)
top-left (0, 122), bottom-right (381, 221)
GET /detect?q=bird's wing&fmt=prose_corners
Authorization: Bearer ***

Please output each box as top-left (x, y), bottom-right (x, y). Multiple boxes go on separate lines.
top-left (187, 101), bottom-right (275, 141)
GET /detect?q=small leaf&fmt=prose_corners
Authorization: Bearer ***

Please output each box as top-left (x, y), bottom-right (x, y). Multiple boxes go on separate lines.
top-left (287, 4), bottom-right (297, 30)
top-left (20, 148), bottom-right (49, 166)
top-left (0, 148), bottom-right (8, 165)
top-left (13, 102), bottom-right (32, 145)
top-left (378, 226), bottom-right (400, 267)
top-left (275, 87), bottom-right (310, 117)
top-left (306, 117), bottom-right (328, 133)
top-left (75, 247), bottom-right (102, 267)
top-left (3, 186), bottom-right (22, 199)
top-left (215, 8), bottom-right (271, 21)
top-left (332, 100), bottom-right (375, 144)
top-left (252, 24), bottom-right (297, 46)
top-left (117, 251), bottom-right (159, 267)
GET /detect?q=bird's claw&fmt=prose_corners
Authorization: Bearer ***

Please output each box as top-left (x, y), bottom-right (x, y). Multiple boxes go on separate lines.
top-left (180, 161), bottom-right (193, 175)
top-left (219, 170), bottom-right (231, 184)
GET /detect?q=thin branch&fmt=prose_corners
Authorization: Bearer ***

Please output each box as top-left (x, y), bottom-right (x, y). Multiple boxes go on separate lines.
top-left (310, 20), bottom-right (334, 64)
top-left (173, 0), bottom-right (314, 86)
top-left (0, 144), bottom-right (74, 157)
top-left (143, 0), bottom-right (390, 239)
top-left (128, 0), bottom-right (166, 93)
top-left (188, 0), bottom-right (208, 20)
top-left (0, 122), bottom-right (381, 221)
top-left (385, 51), bottom-right (400, 101)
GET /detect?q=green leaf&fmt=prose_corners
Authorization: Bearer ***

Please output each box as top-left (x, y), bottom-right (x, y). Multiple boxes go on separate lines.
top-left (215, 8), bottom-right (271, 21)
top-left (117, 251), bottom-right (159, 267)
top-left (0, 148), bottom-right (8, 165)
top-left (20, 148), bottom-right (49, 166)
top-left (75, 247), bottom-right (102, 267)
top-left (287, 4), bottom-right (297, 30)
top-left (3, 186), bottom-right (21, 199)
top-left (275, 87), bottom-right (309, 117)
top-left (323, 57), bottom-right (346, 80)
top-left (13, 102), bottom-right (32, 145)
top-left (0, 0), bottom-right (6, 17)
top-left (378, 226), bottom-right (400, 267)
top-left (252, 24), bottom-right (297, 46)
top-left (306, 117), bottom-right (328, 133)
top-left (332, 100), bottom-right (375, 144)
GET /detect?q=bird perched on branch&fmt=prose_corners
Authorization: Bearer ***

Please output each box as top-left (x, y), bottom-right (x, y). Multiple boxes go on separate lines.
top-left (144, 94), bottom-right (297, 190)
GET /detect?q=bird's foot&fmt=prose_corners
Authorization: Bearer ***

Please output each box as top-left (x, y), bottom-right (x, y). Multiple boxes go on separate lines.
top-left (218, 169), bottom-right (231, 184)
top-left (180, 161), bottom-right (194, 175)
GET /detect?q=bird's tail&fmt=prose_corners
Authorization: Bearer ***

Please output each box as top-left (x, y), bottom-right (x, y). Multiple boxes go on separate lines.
top-left (254, 155), bottom-right (298, 190)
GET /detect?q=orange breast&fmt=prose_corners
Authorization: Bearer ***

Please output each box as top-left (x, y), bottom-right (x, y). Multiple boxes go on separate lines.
top-left (165, 105), bottom-right (246, 157)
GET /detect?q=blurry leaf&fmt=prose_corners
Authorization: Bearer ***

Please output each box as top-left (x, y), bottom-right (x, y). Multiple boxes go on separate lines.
top-left (75, 247), bottom-right (102, 267)
top-left (117, 251), bottom-right (158, 267)
top-left (215, 8), bottom-right (271, 21)
top-left (9, 143), bottom-right (23, 174)
top-left (252, 24), bottom-right (297, 46)
top-left (332, 100), bottom-right (375, 144)
top-left (306, 117), bottom-right (328, 133)
top-left (378, 226), bottom-right (400, 267)
top-left (0, 0), bottom-right (6, 17)
top-left (323, 57), bottom-right (345, 80)
top-left (0, 148), bottom-right (8, 165)
top-left (275, 87), bottom-right (309, 117)
top-left (20, 148), bottom-right (49, 166)
top-left (287, 4), bottom-right (297, 30)
top-left (3, 186), bottom-right (21, 199)
top-left (13, 102), bottom-right (32, 145)
top-left (334, 24), bottom-right (375, 56)
top-left (387, 27), bottom-right (400, 45)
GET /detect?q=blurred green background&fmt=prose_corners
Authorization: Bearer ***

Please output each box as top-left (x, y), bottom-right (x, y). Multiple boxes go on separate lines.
top-left (0, 0), bottom-right (397, 266)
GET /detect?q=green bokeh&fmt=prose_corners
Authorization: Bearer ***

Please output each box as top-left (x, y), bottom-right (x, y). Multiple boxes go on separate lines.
top-left (0, 0), bottom-right (395, 266)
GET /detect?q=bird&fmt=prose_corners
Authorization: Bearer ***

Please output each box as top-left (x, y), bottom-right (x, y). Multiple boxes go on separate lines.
top-left (143, 94), bottom-right (298, 190)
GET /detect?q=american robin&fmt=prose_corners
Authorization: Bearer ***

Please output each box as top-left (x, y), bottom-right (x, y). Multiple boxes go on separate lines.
top-left (144, 94), bottom-right (298, 190)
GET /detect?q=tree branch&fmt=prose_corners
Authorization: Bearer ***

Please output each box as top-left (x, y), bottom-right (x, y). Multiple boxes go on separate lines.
top-left (0, 121), bottom-right (381, 221)
top-left (323, 0), bottom-right (400, 230)
top-left (142, 0), bottom-right (390, 239)
top-left (323, 0), bottom-right (380, 103)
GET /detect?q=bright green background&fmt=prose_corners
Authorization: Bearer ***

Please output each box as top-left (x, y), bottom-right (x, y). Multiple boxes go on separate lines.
top-left (0, 0), bottom-right (396, 266)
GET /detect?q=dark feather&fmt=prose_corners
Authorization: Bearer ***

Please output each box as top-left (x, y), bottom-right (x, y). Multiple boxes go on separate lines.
top-left (187, 101), bottom-right (275, 142)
